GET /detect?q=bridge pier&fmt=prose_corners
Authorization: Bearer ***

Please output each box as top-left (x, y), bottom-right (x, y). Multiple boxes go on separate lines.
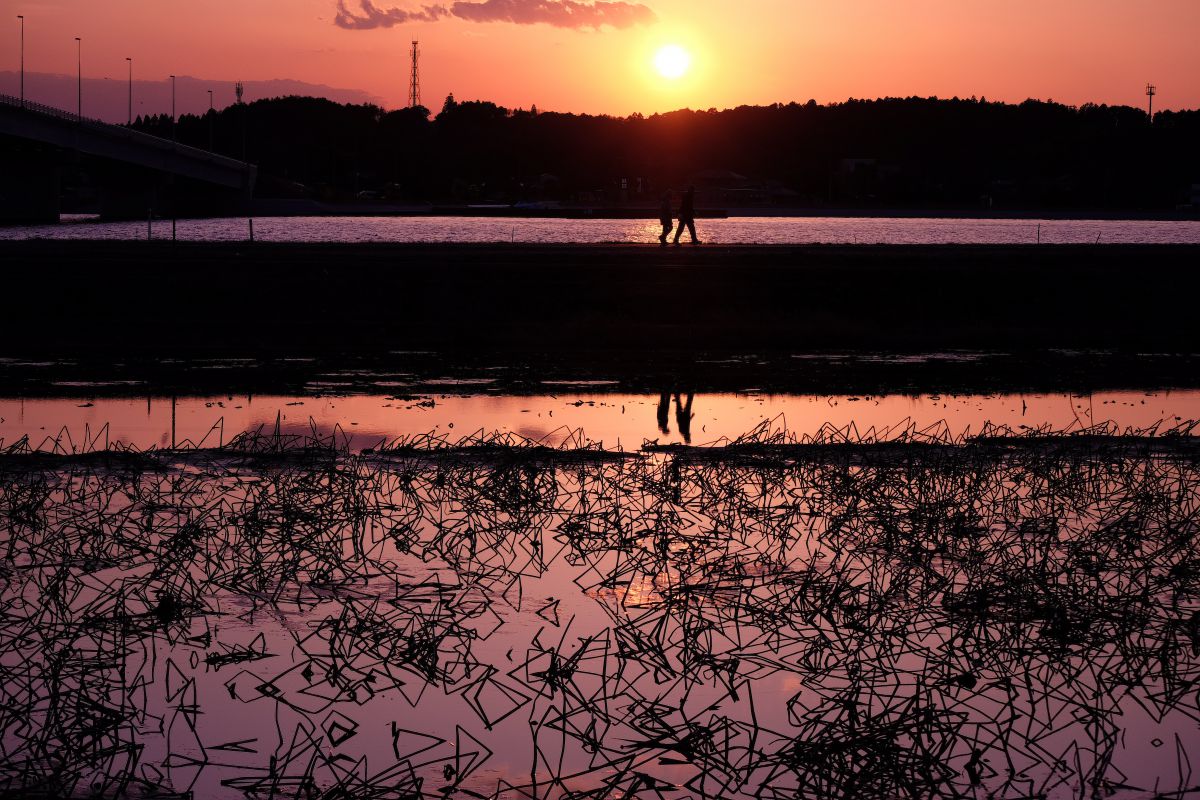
top-left (94, 171), bottom-right (250, 220)
top-left (92, 161), bottom-right (161, 221)
top-left (166, 174), bottom-right (253, 219)
top-left (85, 159), bottom-right (254, 220)
top-left (0, 142), bottom-right (60, 224)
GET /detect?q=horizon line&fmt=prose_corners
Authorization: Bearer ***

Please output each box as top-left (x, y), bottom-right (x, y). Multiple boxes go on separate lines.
top-left (2, 70), bottom-right (1188, 118)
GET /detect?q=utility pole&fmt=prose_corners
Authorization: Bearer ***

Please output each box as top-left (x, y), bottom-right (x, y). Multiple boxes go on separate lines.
top-left (16, 15), bottom-right (23, 108)
top-left (235, 81), bottom-right (245, 161)
top-left (207, 89), bottom-right (213, 151)
top-left (170, 74), bottom-right (176, 141)
top-left (126, 57), bottom-right (132, 124)
top-left (409, 40), bottom-right (420, 108)
top-left (1146, 83), bottom-right (1157, 124)
top-left (75, 37), bottom-right (81, 120)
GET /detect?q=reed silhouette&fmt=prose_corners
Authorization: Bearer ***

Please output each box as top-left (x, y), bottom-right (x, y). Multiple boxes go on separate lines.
top-left (2, 418), bottom-right (1198, 797)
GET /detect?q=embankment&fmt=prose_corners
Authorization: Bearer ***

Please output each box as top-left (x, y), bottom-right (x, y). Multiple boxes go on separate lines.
top-left (2, 242), bottom-right (1197, 355)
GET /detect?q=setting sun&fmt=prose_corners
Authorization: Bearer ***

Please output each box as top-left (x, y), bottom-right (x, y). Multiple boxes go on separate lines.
top-left (653, 45), bottom-right (692, 80)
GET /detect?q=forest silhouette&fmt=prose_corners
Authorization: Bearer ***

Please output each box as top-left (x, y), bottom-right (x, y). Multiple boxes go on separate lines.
top-left (132, 94), bottom-right (1200, 211)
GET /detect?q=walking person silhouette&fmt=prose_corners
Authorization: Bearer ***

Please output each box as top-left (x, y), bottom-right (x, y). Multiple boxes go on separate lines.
top-left (673, 186), bottom-right (700, 245)
top-left (658, 190), bottom-right (674, 245)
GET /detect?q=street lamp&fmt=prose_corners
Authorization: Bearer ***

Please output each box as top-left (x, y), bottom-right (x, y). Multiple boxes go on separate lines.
top-left (126, 57), bottom-right (132, 125)
top-left (75, 37), bottom-right (81, 120)
top-left (16, 15), bottom-right (23, 108)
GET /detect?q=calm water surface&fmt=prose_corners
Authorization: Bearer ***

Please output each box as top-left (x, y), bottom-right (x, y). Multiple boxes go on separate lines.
top-left (3, 388), bottom-right (1197, 452)
top-left (3, 214), bottom-right (1199, 244)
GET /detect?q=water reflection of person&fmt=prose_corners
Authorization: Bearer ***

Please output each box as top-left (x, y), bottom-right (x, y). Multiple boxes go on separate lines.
top-left (657, 392), bottom-right (672, 435)
top-left (675, 392), bottom-right (695, 443)
top-left (656, 391), bottom-right (695, 442)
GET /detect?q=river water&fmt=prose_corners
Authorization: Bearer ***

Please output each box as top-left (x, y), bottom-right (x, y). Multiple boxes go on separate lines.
top-left (3, 214), bottom-right (1199, 244)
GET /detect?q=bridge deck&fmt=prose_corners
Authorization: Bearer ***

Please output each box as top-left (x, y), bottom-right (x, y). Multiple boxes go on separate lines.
top-left (0, 93), bottom-right (255, 191)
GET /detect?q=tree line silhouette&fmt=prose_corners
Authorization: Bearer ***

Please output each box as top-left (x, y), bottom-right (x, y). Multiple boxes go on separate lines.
top-left (131, 94), bottom-right (1200, 210)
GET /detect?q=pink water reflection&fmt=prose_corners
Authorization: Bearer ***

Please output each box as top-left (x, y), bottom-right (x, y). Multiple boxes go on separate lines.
top-left (2, 389), bottom-right (1197, 452)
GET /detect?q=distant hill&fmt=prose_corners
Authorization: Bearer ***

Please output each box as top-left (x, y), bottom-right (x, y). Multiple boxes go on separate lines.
top-left (0, 71), bottom-right (379, 123)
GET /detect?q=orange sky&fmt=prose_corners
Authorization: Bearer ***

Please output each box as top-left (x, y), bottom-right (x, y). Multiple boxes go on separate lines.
top-left (5, 0), bottom-right (1199, 115)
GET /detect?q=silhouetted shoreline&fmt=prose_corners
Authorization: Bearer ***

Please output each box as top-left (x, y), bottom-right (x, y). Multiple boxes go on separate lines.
top-left (135, 95), bottom-right (1200, 213)
top-left (244, 200), bottom-right (1200, 222)
top-left (3, 349), bottom-right (1200, 404)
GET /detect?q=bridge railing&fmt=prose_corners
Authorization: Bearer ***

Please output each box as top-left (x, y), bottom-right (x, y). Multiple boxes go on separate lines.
top-left (0, 92), bottom-right (254, 173)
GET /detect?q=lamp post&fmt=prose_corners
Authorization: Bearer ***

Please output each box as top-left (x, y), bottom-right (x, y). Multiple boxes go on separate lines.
top-left (126, 57), bottom-right (132, 124)
top-left (16, 15), bottom-right (23, 108)
top-left (235, 81), bottom-right (246, 162)
top-left (170, 74), bottom-right (175, 141)
top-left (74, 37), bottom-right (81, 120)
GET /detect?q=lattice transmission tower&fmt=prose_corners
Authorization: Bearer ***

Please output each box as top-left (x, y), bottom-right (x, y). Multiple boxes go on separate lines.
top-left (409, 41), bottom-right (421, 108)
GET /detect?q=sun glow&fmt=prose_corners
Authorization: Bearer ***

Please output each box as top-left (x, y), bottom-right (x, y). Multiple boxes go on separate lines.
top-left (653, 45), bottom-right (691, 80)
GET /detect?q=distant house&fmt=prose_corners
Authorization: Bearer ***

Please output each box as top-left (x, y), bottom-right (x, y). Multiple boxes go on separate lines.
top-left (837, 158), bottom-right (879, 202)
top-left (574, 188), bottom-right (606, 205)
top-left (689, 169), bottom-right (793, 207)
top-left (612, 175), bottom-right (650, 203)
top-left (691, 169), bottom-right (751, 190)
top-left (516, 173), bottom-right (560, 202)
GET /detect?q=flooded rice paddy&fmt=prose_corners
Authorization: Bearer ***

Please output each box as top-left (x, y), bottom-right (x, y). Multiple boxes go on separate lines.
top-left (3, 380), bottom-right (1200, 798)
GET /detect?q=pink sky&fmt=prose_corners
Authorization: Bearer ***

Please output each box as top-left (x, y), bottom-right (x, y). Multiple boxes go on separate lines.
top-left (5, 0), bottom-right (1199, 115)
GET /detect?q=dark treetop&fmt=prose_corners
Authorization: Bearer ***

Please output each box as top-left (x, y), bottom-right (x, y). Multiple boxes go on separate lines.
top-left (133, 94), bottom-right (1200, 212)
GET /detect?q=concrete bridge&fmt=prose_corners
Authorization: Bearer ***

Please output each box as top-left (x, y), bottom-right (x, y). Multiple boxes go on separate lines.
top-left (0, 93), bottom-right (256, 223)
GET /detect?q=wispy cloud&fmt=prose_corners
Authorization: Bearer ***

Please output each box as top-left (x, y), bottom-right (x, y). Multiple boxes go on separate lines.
top-left (334, 0), bottom-right (656, 30)
top-left (334, 0), bottom-right (448, 29)
top-left (449, 0), bottom-right (655, 28)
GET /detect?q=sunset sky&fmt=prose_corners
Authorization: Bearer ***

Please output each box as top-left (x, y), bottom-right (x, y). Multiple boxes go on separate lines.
top-left (5, 0), bottom-right (1199, 116)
